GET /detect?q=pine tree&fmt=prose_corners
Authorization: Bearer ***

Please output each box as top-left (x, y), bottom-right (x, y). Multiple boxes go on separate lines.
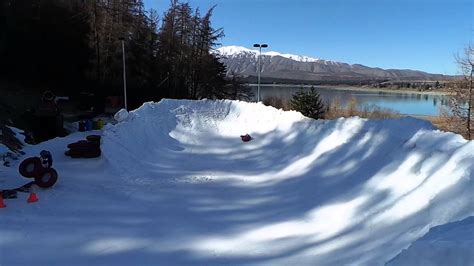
top-left (156, 0), bottom-right (226, 100)
top-left (290, 86), bottom-right (326, 119)
top-left (221, 72), bottom-right (253, 100)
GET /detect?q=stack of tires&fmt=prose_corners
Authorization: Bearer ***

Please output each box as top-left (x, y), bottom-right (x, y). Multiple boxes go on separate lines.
top-left (65, 135), bottom-right (101, 158)
top-left (19, 153), bottom-right (58, 188)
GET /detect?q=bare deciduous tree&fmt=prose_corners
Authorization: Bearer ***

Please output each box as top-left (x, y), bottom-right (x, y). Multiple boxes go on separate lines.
top-left (449, 45), bottom-right (473, 140)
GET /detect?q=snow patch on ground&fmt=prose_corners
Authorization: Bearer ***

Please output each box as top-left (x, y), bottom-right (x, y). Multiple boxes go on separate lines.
top-left (1, 99), bottom-right (473, 266)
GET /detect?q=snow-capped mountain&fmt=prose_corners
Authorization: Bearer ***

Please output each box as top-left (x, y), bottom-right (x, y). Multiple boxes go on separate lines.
top-left (215, 45), bottom-right (449, 82)
top-left (217, 45), bottom-right (324, 63)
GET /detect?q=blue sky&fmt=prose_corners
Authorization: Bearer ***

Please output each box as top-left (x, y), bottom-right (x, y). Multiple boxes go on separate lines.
top-left (144, 0), bottom-right (473, 75)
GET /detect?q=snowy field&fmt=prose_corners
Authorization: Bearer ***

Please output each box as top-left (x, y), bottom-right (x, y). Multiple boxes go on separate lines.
top-left (1, 99), bottom-right (473, 265)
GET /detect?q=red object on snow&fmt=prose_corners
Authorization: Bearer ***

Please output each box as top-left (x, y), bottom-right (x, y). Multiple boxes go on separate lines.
top-left (240, 134), bottom-right (252, 142)
top-left (0, 193), bottom-right (6, 208)
top-left (27, 192), bottom-right (39, 203)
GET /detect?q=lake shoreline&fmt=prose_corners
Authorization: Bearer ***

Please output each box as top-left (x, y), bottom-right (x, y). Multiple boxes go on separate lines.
top-left (248, 84), bottom-right (450, 96)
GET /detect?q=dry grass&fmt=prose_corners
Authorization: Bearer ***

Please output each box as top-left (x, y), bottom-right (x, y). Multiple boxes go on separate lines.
top-left (325, 97), bottom-right (400, 119)
top-left (262, 96), bottom-right (291, 110)
top-left (425, 109), bottom-right (470, 139)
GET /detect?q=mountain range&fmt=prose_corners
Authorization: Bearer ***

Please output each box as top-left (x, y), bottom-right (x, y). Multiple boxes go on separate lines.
top-left (216, 46), bottom-right (450, 84)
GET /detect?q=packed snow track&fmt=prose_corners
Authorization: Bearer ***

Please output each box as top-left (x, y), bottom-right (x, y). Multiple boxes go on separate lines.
top-left (1, 99), bottom-right (473, 266)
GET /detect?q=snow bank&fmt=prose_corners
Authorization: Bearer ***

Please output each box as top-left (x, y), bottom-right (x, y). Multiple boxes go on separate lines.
top-left (113, 108), bottom-right (129, 122)
top-left (1, 99), bottom-right (473, 266)
top-left (387, 216), bottom-right (474, 266)
top-left (0, 126), bottom-right (25, 152)
top-left (0, 144), bottom-right (9, 155)
top-left (0, 126), bottom-right (25, 166)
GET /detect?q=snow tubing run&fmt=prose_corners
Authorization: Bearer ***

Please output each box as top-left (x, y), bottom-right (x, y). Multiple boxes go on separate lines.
top-left (99, 99), bottom-right (474, 265)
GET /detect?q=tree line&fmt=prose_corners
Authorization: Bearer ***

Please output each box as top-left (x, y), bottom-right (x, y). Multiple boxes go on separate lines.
top-left (0, 0), bottom-right (250, 110)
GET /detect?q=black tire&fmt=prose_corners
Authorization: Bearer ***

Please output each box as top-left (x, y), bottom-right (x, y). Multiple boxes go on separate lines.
top-left (68, 141), bottom-right (99, 149)
top-left (80, 149), bottom-right (101, 158)
top-left (70, 146), bottom-right (100, 153)
top-left (65, 149), bottom-right (84, 156)
top-left (68, 153), bottom-right (84, 158)
top-left (67, 140), bottom-right (89, 149)
top-left (34, 168), bottom-right (58, 188)
top-left (66, 149), bottom-right (101, 158)
top-left (19, 157), bottom-right (43, 178)
top-left (86, 135), bottom-right (101, 142)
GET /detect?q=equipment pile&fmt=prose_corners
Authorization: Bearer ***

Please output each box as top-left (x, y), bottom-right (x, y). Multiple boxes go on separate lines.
top-left (65, 135), bottom-right (101, 158)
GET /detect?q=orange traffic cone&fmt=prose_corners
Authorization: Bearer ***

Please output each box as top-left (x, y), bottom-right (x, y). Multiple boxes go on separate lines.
top-left (27, 192), bottom-right (39, 203)
top-left (0, 193), bottom-right (6, 208)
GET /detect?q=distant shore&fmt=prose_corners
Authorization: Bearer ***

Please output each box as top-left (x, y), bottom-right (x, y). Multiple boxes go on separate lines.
top-left (319, 85), bottom-right (451, 96)
top-left (248, 83), bottom-right (451, 96)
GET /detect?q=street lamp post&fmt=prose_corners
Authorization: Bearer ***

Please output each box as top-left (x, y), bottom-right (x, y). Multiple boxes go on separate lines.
top-left (253, 43), bottom-right (268, 102)
top-left (119, 37), bottom-right (128, 110)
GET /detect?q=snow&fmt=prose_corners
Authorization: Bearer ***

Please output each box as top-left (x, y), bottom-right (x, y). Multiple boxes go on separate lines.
top-left (386, 216), bottom-right (474, 266)
top-left (0, 126), bottom-right (24, 155)
top-left (113, 108), bottom-right (129, 122)
top-left (217, 45), bottom-right (324, 63)
top-left (0, 126), bottom-right (25, 165)
top-left (1, 99), bottom-right (473, 266)
top-left (216, 45), bottom-right (256, 56)
top-left (0, 144), bottom-right (8, 155)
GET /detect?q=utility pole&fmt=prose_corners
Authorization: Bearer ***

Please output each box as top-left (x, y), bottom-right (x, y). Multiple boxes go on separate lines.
top-left (119, 37), bottom-right (128, 110)
top-left (253, 43), bottom-right (268, 102)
